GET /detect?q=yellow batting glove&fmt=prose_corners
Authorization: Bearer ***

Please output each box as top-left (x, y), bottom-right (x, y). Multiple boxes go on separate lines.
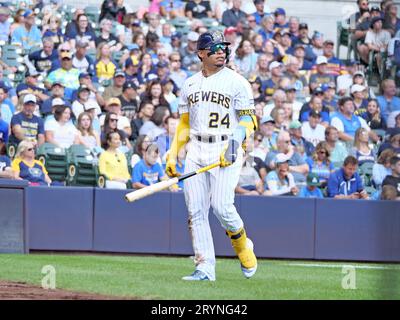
top-left (165, 153), bottom-right (180, 177)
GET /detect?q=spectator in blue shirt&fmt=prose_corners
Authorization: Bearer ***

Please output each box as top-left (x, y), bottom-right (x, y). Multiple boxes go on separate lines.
top-left (132, 143), bottom-right (166, 189)
top-left (327, 155), bottom-right (368, 199)
top-left (298, 172), bottom-right (324, 198)
top-left (0, 85), bottom-right (13, 125)
top-left (376, 79), bottom-right (400, 122)
top-left (0, 6), bottom-right (11, 42)
top-left (11, 9), bottom-right (42, 51)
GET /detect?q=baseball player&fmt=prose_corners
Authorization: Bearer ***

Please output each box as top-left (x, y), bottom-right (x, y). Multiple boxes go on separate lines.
top-left (166, 31), bottom-right (258, 281)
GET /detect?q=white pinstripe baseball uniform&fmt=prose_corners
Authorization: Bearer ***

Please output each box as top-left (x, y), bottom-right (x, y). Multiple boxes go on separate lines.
top-left (179, 66), bottom-right (255, 280)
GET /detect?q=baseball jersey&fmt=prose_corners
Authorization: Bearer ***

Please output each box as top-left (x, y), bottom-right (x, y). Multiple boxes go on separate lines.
top-left (178, 67), bottom-right (254, 137)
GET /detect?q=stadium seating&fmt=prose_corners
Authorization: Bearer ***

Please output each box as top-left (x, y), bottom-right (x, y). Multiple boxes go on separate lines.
top-left (36, 143), bottom-right (68, 183)
top-left (66, 144), bottom-right (103, 187)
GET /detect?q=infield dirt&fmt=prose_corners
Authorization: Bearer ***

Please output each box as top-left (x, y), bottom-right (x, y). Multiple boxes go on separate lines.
top-left (0, 280), bottom-right (136, 300)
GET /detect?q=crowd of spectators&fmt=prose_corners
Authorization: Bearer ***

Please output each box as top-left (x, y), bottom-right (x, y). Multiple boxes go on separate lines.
top-left (0, 0), bottom-right (399, 200)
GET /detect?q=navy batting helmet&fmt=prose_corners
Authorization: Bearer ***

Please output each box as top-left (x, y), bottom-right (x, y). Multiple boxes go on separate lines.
top-left (197, 31), bottom-right (230, 51)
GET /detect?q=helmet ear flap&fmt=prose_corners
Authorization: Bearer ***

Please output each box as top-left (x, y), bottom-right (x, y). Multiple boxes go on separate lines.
top-left (225, 46), bottom-right (231, 63)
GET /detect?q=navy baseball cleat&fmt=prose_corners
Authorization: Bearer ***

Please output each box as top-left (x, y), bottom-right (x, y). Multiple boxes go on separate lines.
top-left (182, 270), bottom-right (214, 281)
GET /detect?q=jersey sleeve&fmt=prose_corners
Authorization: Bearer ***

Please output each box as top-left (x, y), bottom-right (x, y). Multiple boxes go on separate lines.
top-left (178, 82), bottom-right (189, 115)
top-left (233, 76), bottom-right (255, 111)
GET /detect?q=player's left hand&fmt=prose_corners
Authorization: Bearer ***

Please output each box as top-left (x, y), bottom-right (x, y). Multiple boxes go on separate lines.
top-left (220, 139), bottom-right (240, 167)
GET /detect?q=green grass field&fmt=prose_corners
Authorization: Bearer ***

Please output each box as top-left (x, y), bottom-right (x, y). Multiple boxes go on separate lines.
top-left (0, 254), bottom-right (399, 299)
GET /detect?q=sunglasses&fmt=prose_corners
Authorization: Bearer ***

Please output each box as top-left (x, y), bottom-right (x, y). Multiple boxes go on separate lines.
top-left (207, 43), bottom-right (228, 54)
top-left (256, 138), bottom-right (263, 142)
top-left (110, 118), bottom-right (118, 122)
top-left (318, 150), bottom-right (326, 154)
top-left (27, 148), bottom-right (34, 151)
top-left (171, 59), bottom-right (181, 62)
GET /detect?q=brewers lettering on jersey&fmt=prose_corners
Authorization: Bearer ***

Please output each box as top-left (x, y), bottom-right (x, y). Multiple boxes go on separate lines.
top-left (166, 30), bottom-right (258, 281)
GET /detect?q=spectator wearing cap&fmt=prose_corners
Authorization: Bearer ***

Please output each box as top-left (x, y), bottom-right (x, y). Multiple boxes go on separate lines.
top-left (382, 156), bottom-right (400, 198)
top-left (383, 3), bottom-right (400, 36)
top-left (169, 52), bottom-right (187, 90)
top-left (327, 155), bottom-right (368, 199)
top-left (103, 69), bottom-right (126, 102)
top-left (293, 22), bottom-right (311, 47)
top-left (258, 16), bottom-right (275, 43)
top-left (264, 152), bottom-right (299, 196)
top-left (293, 44), bottom-right (313, 72)
top-left (41, 82), bottom-right (72, 118)
top-left (0, 85), bottom-right (13, 125)
top-left (124, 57), bottom-right (140, 84)
top-left (353, 6), bottom-right (382, 44)
top-left (46, 50), bottom-right (81, 98)
top-left (179, 31), bottom-right (200, 72)
top-left (377, 79), bottom-right (400, 123)
top-left (95, 43), bottom-right (118, 82)
top-left (249, 75), bottom-right (265, 104)
top-left (170, 31), bottom-right (183, 52)
top-left (305, 141), bottom-right (334, 187)
top-left (26, 38), bottom-right (58, 77)
top-left (300, 95), bottom-right (330, 126)
top-left (64, 13), bottom-right (96, 49)
top-left (358, 15), bottom-right (391, 65)
top-left (118, 81), bottom-right (139, 121)
top-left (44, 104), bottom-right (80, 149)
top-left (330, 97), bottom-right (372, 142)
top-left (72, 40), bottom-right (96, 76)
top-left (16, 69), bottom-right (49, 106)
top-left (71, 85), bottom-right (99, 119)
top-left (74, 73), bottom-right (105, 108)
top-left (259, 115), bottom-right (278, 151)
top-left (262, 61), bottom-right (283, 100)
top-left (234, 39), bottom-right (258, 78)
top-left (350, 84), bottom-right (369, 117)
top-left (273, 7), bottom-right (289, 31)
top-left (185, 0), bottom-right (212, 19)
top-left (313, 39), bottom-right (346, 77)
top-left (285, 84), bottom-right (303, 120)
top-left (253, 0), bottom-right (270, 25)
top-left (95, 19), bottom-right (123, 52)
top-left (266, 130), bottom-right (309, 184)
top-left (222, 0), bottom-right (247, 27)
top-left (302, 110), bottom-right (326, 147)
top-left (101, 98), bottom-right (132, 137)
top-left (0, 6), bottom-right (11, 42)
top-left (10, 94), bottom-right (45, 146)
top-left (276, 29), bottom-right (294, 56)
top-left (11, 9), bottom-right (42, 51)
top-left (309, 56), bottom-right (335, 93)
top-left (288, 120), bottom-right (314, 159)
top-left (321, 83), bottom-right (337, 113)
top-left (298, 172), bottom-right (324, 198)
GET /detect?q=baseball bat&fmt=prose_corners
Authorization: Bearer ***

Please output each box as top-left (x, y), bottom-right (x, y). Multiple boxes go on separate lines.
top-left (124, 161), bottom-right (221, 202)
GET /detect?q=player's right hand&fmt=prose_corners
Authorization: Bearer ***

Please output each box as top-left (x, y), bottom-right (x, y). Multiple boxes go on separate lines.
top-left (166, 154), bottom-right (180, 177)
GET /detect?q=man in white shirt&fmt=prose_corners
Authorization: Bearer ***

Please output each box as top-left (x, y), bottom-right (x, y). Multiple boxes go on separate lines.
top-left (302, 110), bottom-right (326, 147)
